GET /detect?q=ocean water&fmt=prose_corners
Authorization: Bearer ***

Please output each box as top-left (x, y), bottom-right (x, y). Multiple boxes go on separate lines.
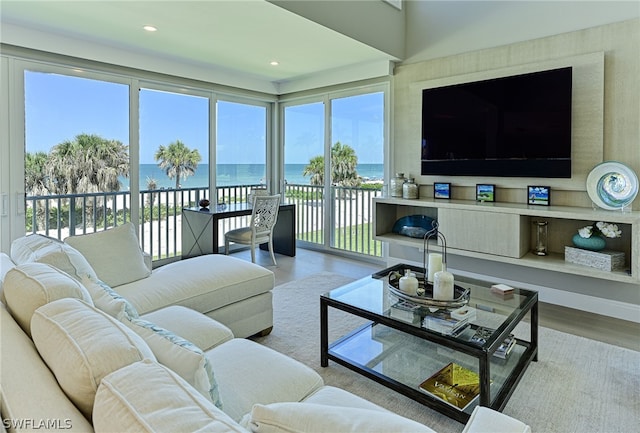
top-left (123, 163), bottom-right (384, 190)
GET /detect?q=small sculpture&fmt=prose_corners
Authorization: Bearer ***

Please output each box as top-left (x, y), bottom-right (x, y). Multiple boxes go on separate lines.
top-left (199, 199), bottom-right (210, 210)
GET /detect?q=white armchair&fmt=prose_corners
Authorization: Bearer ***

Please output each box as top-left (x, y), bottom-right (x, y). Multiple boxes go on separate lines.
top-left (224, 194), bottom-right (281, 265)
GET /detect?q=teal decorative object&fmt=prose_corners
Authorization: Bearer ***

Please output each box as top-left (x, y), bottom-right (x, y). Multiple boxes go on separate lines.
top-left (392, 215), bottom-right (436, 239)
top-left (572, 234), bottom-right (606, 251)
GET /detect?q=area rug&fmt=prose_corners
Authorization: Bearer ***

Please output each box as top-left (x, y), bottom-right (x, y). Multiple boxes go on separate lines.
top-left (252, 271), bottom-right (640, 433)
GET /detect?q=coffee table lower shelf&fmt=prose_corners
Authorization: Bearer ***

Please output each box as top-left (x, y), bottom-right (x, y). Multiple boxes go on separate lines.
top-left (324, 322), bottom-right (536, 423)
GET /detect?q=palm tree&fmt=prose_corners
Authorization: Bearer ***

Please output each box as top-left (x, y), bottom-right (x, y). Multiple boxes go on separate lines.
top-left (302, 142), bottom-right (361, 187)
top-left (330, 141), bottom-right (360, 187)
top-left (302, 155), bottom-right (325, 186)
top-left (145, 176), bottom-right (158, 208)
top-left (25, 151), bottom-right (50, 196)
top-left (154, 140), bottom-right (202, 190)
top-left (45, 133), bottom-right (129, 194)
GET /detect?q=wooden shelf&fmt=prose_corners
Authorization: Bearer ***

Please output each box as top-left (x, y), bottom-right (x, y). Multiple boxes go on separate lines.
top-left (373, 197), bottom-right (640, 284)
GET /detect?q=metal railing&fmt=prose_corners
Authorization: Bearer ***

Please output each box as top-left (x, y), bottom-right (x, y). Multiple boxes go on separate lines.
top-left (25, 183), bottom-right (383, 260)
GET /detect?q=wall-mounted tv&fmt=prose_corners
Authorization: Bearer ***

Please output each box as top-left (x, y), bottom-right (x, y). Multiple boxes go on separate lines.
top-left (421, 67), bottom-right (572, 178)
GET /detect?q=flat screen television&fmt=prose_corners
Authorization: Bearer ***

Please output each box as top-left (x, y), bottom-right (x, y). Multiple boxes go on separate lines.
top-left (421, 67), bottom-right (572, 178)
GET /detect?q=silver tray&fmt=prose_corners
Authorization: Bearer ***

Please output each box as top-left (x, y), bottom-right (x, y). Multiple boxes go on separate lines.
top-left (388, 270), bottom-right (470, 309)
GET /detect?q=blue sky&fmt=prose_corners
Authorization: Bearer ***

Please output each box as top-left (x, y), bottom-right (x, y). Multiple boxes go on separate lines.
top-left (24, 71), bottom-right (383, 165)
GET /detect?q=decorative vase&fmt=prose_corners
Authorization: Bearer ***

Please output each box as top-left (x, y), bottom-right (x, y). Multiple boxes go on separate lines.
top-left (390, 173), bottom-right (405, 197)
top-left (402, 178), bottom-right (419, 199)
top-left (572, 233), bottom-right (606, 251)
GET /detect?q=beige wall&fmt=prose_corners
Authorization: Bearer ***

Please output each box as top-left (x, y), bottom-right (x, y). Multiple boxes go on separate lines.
top-left (392, 18), bottom-right (640, 210)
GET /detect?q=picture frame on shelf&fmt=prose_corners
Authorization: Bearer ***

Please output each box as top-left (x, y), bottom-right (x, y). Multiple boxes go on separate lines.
top-left (434, 182), bottom-right (451, 199)
top-left (528, 185), bottom-right (550, 206)
top-left (476, 184), bottom-right (495, 202)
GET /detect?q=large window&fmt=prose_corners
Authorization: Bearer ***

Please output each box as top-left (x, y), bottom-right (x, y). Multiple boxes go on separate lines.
top-left (24, 70), bottom-right (129, 238)
top-left (216, 100), bottom-right (267, 189)
top-left (8, 52), bottom-right (387, 262)
top-left (283, 102), bottom-right (326, 244)
top-left (139, 87), bottom-right (209, 258)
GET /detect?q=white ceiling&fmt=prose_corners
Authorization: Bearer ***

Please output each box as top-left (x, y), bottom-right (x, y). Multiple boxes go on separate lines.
top-left (1, 1), bottom-right (638, 95)
top-left (0, 0), bottom-right (396, 93)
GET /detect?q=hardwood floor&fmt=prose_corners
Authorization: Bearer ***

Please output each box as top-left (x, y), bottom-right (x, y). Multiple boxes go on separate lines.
top-left (233, 247), bottom-right (640, 351)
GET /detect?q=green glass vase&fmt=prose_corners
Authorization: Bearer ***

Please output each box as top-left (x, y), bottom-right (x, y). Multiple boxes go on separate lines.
top-left (572, 233), bottom-right (606, 251)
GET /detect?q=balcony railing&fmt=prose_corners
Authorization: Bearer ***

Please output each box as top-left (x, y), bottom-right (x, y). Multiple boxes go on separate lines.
top-left (25, 183), bottom-right (383, 261)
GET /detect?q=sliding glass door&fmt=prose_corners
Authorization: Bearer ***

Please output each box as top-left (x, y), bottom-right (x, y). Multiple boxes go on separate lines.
top-left (282, 87), bottom-right (386, 258)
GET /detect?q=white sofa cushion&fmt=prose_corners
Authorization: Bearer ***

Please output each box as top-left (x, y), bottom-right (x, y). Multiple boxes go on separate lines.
top-left (0, 252), bottom-right (17, 304)
top-left (93, 359), bottom-right (249, 433)
top-left (0, 303), bottom-right (93, 432)
top-left (64, 222), bottom-right (150, 287)
top-left (10, 234), bottom-right (56, 264)
top-left (121, 315), bottom-right (222, 409)
top-left (115, 254), bottom-right (274, 316)
top-left (141, 305), bottom-right (234, 351)
top-left (81, 276), bottom-right (139, 320)
top-left (302, 385), bottom-right (388, 411)
top-left (3, 263), bottom-right (93, 336)
top-left (10, 235), bottom-right (97, 281)
top-left (205, 338), bottom-right (324, 422)
top-left (462, 406), bottom-right (532, 433)
top-left (30, 298), bottom-right (155, 419)
top-left (247, 402), bottom-right (437, 433)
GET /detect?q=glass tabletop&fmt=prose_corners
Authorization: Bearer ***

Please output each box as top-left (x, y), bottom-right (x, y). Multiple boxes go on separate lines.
top-left (322, 264), bottom-right (537, 350)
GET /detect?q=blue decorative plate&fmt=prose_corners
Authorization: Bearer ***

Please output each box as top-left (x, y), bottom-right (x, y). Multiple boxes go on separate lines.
top-left (392, 215), bottom-right (436, 238)
top-left (586, 161), bottom-right (638, 210)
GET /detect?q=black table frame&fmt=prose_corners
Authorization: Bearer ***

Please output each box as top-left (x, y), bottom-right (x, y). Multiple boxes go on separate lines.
top-left (320, 270), bottom-right (538, 423)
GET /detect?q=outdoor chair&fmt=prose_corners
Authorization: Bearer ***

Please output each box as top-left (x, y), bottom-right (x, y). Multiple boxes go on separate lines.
top-left (224, 194), bottom-right (281, 265)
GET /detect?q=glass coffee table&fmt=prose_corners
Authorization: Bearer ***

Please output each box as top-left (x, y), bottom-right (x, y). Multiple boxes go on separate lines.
top-left (320, 264), bottom-right (538, 423)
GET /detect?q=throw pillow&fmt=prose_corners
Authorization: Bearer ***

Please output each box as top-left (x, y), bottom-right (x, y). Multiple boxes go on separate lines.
top-left (10, 234), bottom-right (57, 264)
top-left (248, 402), bottom-right (437, 433)
top-left (121, 315), bottom-right (222, 409)
top-left (93, 360), bottom-right (246, 433)
top-left (3, 263), bottom-right (93, 336)
top-left (30, 298), bottom-right (155, 419)
top-left (64, 222), bottom-right (150, 287)
top-left (81, 276), bottom-right (139, 320)
top-left (31, 242), bottom-right (98, 282)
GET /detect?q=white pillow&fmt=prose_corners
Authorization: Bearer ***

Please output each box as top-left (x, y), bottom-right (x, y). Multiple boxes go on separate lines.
top-left (32, 242), bottom-right (98, 282)
top-left (64, 223), bottom-right (150, 287)
top-left (81, 276), bottom-right (139, 320)
top-left (248, 402), bottom-right (437, 433)
top-left (10, 234), bottom-right (56, 264)
top-left (3, 263), bottom-right (93, 336)
top-left (30, 298), bottom-right (155, 419)
top-left (93, 359), bottom-right (247, 433)
top-left (121, 315), bottom-right (222, 409)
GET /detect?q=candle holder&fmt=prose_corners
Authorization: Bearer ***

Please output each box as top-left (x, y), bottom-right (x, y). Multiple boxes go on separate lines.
top-left (422, 221), bottom-right (448, 283)
top-left (534, 220), bottom-right (548, 256)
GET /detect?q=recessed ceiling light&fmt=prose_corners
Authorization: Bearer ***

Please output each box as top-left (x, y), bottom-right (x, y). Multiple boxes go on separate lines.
top-left (143, 25), bottom-right (158, 32)
top-left (270, 61), bottom-right (279, 66)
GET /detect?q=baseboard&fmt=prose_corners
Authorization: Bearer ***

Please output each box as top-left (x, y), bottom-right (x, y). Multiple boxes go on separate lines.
top-left (387, 258), bottom-right (640, 324)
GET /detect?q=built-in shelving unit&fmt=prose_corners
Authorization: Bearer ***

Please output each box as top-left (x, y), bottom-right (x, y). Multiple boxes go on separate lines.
top-left (373, 197), bottom-right (640, 284)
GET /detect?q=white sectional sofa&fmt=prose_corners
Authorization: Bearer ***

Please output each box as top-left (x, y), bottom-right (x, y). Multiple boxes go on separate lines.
top-left (11, 223), bottom-right (274, 338)
top-left (0, 227), bottom-right (531, 433)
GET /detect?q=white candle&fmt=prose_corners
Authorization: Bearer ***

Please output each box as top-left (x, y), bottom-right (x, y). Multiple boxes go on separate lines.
top-left (427, 253), bottom-right (442, 282)
top-left (433, 270), bottom-right (454, 300)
